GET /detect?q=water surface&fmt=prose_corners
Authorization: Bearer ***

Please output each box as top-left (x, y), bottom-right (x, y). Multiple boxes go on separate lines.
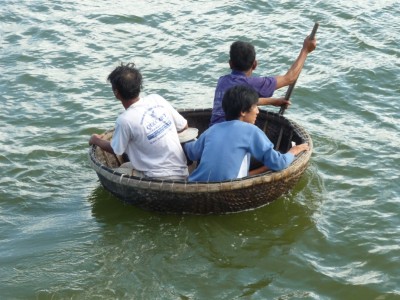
top-left (0, 0), bottom-right (399, 299)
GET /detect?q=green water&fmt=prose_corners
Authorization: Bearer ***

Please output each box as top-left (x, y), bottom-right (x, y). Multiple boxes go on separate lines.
top-left (1, 1), bottom-right (399, 299)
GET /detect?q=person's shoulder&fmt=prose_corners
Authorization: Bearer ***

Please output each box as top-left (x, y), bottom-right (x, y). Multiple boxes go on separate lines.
top-left (217, 73), bottom-right (234, 82)
top-left (231, 120), bottom-right (254, 128)
top-left (247, 75), bottom-right (275, 82)
top-left (219, 72), bottom-right (231, 78)
top-left (143, 94), bottom-right (165, 101)
top-left (116, 110), bottom-right (132, 125)
top-left (216, 120), bottom-right (252, 131)
top-left (234, 121), bottom-right (264, 135)
top-left (142, 94), bottom-right (170, 106)
top-left (204, 121), bottom-right (229, 136)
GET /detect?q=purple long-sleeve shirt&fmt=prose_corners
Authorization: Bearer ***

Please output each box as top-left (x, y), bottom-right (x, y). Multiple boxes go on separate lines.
top-left (210, 70), bottom-right (277, 126)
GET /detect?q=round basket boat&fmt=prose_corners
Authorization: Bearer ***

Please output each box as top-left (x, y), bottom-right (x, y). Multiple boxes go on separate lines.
top-left (88, 108), bottom-right (312, 215)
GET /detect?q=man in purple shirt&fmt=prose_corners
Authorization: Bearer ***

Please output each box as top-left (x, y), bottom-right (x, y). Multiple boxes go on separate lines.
top-left (210, 36), bottom-right (317, 126)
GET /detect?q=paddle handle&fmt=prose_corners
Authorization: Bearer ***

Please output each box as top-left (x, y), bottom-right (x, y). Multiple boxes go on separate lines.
top-left (279, 22), bottom-right (319, 115)
top-left (309, 22), bottom-right (319, 40)
top-left (285, 22), bottom-right (318, 100)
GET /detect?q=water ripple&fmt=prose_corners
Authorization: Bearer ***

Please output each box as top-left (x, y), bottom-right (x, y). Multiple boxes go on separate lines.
top-left (1, 0), bottom-right (400, 298)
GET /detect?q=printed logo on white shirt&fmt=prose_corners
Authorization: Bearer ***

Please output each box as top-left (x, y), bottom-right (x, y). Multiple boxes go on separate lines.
top-left (141, 105), bottom-right (172, 144)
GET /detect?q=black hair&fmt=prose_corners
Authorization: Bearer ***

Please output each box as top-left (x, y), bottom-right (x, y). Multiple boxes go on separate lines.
top-left (222, 85), bottom-right (258, 121)
top-left (107, 62), bottom-right (143, 101)
top-left (229, 41), bottom-right (256, 72)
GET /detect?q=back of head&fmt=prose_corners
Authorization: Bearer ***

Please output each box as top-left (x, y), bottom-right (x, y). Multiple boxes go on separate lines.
top-left (229, 41), bottom-right (256, 72)
top-left (107, 63), bottom-right (143, 101)
top-left (222, 85), bottom-right (258, 121)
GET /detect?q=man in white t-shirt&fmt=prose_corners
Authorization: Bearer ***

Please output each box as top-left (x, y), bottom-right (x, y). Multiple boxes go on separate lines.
top-left (89, 63), bottom-right (188, 180)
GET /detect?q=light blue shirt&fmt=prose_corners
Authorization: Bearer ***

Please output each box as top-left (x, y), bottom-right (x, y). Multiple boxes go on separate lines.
top-left (184, 120), bottom-right (294, 182)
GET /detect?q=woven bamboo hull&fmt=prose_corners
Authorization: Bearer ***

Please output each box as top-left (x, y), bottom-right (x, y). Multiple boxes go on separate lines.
top-left (88, 108), bottom-right (312, 214)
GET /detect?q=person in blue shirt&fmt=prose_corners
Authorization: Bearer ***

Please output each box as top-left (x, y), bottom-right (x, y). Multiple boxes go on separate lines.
top-left (210, 36), bottom-right (317, 126)
top-left (184, 85), bottom-right (309, 182)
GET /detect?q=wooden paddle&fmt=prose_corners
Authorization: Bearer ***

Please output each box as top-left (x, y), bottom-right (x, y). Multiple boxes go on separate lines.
top-left (279, 22), bottom-right (319, 115)
top-left (274, 23), bottom-right (318, 151)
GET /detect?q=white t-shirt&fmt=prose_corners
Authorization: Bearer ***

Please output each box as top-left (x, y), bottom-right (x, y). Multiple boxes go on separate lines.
top-left (237, 153), bottom-right (250, 178)
top-left (111, 94), bottom-right (188, 178)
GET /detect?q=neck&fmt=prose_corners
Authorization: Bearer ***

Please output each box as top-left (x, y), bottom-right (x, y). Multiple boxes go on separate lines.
top-left (122, 96), bottom-right (139, 109)
top-left (233, 69), bottom-right (253, 77)
top-left (244, 69), bottom-right (253, 77)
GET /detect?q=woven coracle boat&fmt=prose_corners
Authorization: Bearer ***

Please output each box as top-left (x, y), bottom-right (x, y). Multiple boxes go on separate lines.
top-left (88, 108), bottom-right (312, 215)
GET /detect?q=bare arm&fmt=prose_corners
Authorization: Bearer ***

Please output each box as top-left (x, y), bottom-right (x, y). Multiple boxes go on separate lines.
top-left (275, 36), bottom-right (317, 89)
top-left (258, 97), bottom-right (291, 107)
top-left (288, 143), bottom-right (309, 156)
top-left (89, 134), bottom-right (115, 154)
top-left (249, 165), bottom-right (269, 176)
top-left (249, 143), bottom-right (309, 176)
top-left (177, 122), bottom-right (189, 133)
